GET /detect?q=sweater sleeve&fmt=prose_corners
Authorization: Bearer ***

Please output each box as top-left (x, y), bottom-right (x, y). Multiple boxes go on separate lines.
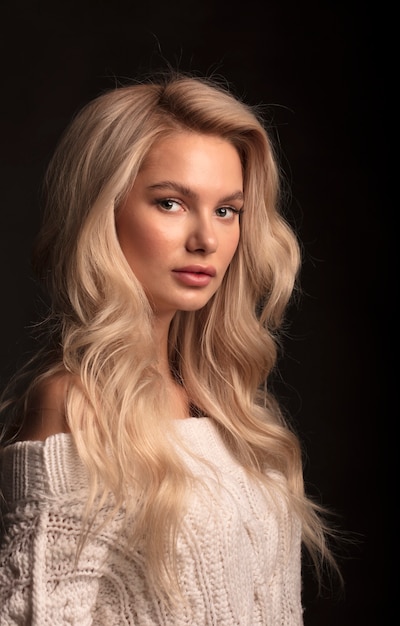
top-left (0, 436), bottom-right (157, 626)
top-left (0, 436), bottom-right (105, 626)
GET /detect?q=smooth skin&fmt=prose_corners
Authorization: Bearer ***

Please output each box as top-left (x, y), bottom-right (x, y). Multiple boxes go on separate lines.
top-left (116, 131), bottom-right (243, 323)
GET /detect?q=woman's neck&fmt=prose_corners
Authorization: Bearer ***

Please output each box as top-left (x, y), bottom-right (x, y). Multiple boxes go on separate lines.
top-left (153, 314), bottom-right (189, 419)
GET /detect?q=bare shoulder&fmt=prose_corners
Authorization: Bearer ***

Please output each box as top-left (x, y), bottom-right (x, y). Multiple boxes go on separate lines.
top-left (18, 372), bottom-right (77, 441)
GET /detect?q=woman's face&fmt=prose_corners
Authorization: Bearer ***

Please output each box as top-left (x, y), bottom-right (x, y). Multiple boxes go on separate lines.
top-left (115, 131), bottom-right (243, 320)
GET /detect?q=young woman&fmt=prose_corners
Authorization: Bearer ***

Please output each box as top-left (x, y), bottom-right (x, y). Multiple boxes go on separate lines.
top-left (0, 72), bottom-right (337, 624)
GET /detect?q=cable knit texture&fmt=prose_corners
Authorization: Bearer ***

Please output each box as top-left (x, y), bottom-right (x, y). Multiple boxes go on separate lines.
top-left (0, 418), bottom-right (303, 625)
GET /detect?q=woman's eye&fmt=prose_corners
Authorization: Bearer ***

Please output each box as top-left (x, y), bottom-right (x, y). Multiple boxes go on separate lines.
top-left (215, 206), bottom-right (241, 218)
top-left (158, 199), bottom-right (181, 212)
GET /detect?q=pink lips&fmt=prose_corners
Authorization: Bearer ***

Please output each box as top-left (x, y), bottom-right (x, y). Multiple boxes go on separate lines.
top-left (172, 265), bottom-right (216, 287)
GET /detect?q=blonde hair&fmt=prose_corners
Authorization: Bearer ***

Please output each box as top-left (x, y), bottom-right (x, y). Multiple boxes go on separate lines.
top-left (1, 72), bottom-right (338, 598)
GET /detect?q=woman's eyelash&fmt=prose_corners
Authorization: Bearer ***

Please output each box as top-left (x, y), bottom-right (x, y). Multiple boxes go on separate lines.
top-left (155, 198), bottom-right (180, 209)
top-left (218, 207), bottom-right (245, 216)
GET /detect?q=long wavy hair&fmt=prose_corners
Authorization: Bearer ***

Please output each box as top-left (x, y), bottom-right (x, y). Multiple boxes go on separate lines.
top-left (0, 71), bottom-right (338, 598)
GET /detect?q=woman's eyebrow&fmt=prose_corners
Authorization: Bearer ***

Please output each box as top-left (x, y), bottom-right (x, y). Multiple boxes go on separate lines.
top-left (220, 190), bottom-right (244, 204)
top-left (147, 181), bottom-right (244, 204)
top-left (147, 181), bottom-right (196, 198)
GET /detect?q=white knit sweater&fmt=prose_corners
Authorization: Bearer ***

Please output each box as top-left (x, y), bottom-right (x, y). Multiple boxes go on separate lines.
top-left (0, 418), bottom-right (303, 625)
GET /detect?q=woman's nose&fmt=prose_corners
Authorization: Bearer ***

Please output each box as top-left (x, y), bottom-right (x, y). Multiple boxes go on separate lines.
top-left (185, 215), bottom-right (218, 254)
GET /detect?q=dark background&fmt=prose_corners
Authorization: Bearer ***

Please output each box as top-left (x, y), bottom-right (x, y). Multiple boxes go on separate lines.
top-left (0, 1), bottom-right (387, 624)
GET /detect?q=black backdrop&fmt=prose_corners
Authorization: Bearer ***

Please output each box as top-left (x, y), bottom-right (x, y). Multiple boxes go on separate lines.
top-left (0, 1), bottom-right (387, 624)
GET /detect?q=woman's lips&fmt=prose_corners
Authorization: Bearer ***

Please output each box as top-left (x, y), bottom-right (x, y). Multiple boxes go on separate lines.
top-left (172, 265), bottom-right (216, 286)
